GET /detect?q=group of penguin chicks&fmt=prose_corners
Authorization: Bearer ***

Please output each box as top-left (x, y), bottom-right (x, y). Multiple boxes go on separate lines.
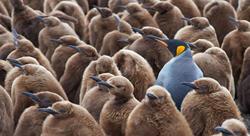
top-left (0, 0), bottom-right (250, 136)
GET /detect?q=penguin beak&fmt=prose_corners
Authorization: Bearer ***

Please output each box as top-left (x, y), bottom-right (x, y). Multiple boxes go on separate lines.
top-left (67, 45), bottom-right (81, 53)
top-left (12, 28), bottom-right (20, 48)
top-left (94, 6), bottom-right (106, 18)
top-left (146, 93), bottom-right (158, 100)
top-left (132, 27), bottom-right (144, 35)
top-left (7, 58), bottom-right (27, 75)
top-left (38, 107), bottom-right (59, 115)
top-left (90, 76), bottom-right (102, 83)
top-left (144, 35), bottom-right (169, 44)
top-left (181, 82), bottom-right (199, 89)
top-left (97, 81), bottom-right (114, 89)
top-left (117, 38), bottom-right (130, 45)
top-left (228, 16), bottom-right (240, 28)
top-left (188, 43), bottom-right (198, 49)
top-left (36, 16), bottom-right (48, 22)
top-left (22, 92), bottom-right (41, 104)
top-left (181, 17), bottom-right (192, 24)
top-left (214, 126), bottom-right (234, 135)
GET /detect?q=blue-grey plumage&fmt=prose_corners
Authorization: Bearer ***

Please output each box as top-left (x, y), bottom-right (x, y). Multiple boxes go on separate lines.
top-left (155, 40), bottom-right (203, 109)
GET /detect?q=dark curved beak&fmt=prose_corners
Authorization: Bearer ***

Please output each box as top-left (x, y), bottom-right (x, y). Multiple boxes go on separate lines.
top-left (94, 5), bottom-right (106, 18)
top-left (90, 76), bottom-right (102, 83)
top-left (188, 43), bottom-right (198, 49)
top-left (117, 38), bottom-right (130, 44)
top-left (146, 93), bottom-right (158, 100)
top-left (214, 126), bottom-right (234, 135)
top-left (144, 35), bottom-right (168, 43)
top-left (22, 92), bottom-right (41, 104)
top-left (68, 45), bottom-right (81, 53)
top-left (7, 58), bottom-right (23, 68)
top-left (38, 107), bottom-right (59, 115)
top-left (97, 81), bottom-right (114, 89)
top-left (36, 16), bottom-right (48, 21)
top-left (132, 27), bottom-right (144, 35)
top-left (228, 16), bottom-right (240, 28)
top-left (182, 82), bottom-right (199, 89)
top-left (181, 17), bottom-right (192, 24)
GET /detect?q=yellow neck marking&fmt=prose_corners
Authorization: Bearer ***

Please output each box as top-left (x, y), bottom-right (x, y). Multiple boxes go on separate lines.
top-left (176, 46), bottom-right (186, 56)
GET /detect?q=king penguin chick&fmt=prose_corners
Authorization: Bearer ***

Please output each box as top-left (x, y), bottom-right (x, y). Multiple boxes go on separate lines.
top-left (222, 18), bottom-right (250, 87)
top-left (238, 47), bottom-right (250, 113)
top-left (175, 17), bottom-right (220, 47)
top-left (181, 77), bottom-right (241, 136)
top-left (51, 35), bottom-right (86, 80)
top-left (0, 85), bottom-right (14, 136)
top-left (89, 6), bottom-right (119, 52)
top-left (38, 15), bottom-right (78, 61)
top-left (53, 1), bottom-right (86, 40)
top-left (99, 15), bottom-right (133, 56)
top-left (7, 35), bottom-right (56, 77)
top-left (122, 3), bottom-right (159, 28)
top-left (204, 0), bottom-right (237, 44)
top-left (11, 64), bottom-right (68, 126)
top-left (99, 76), bottom-right (140, 136)
top-left (5, 57), bottom-right (39, 95)
top-left (40, 101), bottom-right (105, 136)
top-left (0, 59), bottom-right (13, 87)
top-left (14, 91), bottom-right (64, 136)
top-left (126, 85), bottom-right (193, 136)
top-left (237, 0), bottom-right (250, 22)
top-left (81, 73), bottom-right (114, 122)
top-left (11, 0), bottom-right (45, 46)
top-left (79, 55), bottom-right (121, 102)
top-left (113, 49), bottom-right (156, 101)
top-left (126, 27), bottom-right (173, 77)
top-left (213, 118), bottom-right (249, 136)
top-left (193, 47), bottom-right (235, 97)
top-left (191, 39), bottom-right (215, 55)
top-left (60, 45), bottom-right (99, 103)
top-left (152, 36), bottom-right (203, 109)
top-left (152, 1), bottom-right (186, 39)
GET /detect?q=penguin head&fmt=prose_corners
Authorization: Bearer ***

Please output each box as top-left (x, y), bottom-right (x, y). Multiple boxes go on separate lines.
top-left (214, 119), bottom-right (248, 136)
top-left (182, 77), bottom-right (221, 94)
top-left (228, 17), bottom-right (250, 32)
top-left (39, 101), bottom-right (73, 118)
top-left (99, 76), bottom-right (134, 99)
top-left (22, 91), bottom-right (64, 108)
top-left (36, 16), bottom-right (61, 27)
top-left (94, 6), bottom-right (113, 18)
top-left (145, 86), bottom-right (175, 107)
top-left (152, 1), bottom-right (174, 14)
top-left (95, 55), bottom-right (116, 74)
top-left (52, 35), bottom-right (81, 46)
top-left (126, 3), bottom-right (145, 14)
top-left (90, 73), bottom-right (115, 91)
top-left (68, 45), bottom-right (100, 60)
top-left (144, 35), bottom-right (194, 56)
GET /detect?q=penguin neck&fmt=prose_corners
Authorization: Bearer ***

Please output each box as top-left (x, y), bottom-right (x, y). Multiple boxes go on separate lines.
top-left (174, 48), bottom-right (193, 60)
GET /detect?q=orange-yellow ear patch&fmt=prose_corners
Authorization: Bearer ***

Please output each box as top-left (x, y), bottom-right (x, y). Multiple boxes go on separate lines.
top-left (176, 46), bottom-right (186, 56)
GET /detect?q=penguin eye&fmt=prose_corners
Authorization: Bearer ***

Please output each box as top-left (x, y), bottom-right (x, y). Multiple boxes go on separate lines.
top-left (176, 45), bottom-right (186, 56)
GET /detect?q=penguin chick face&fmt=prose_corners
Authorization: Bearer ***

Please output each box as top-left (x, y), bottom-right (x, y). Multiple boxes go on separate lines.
top-left (107, 76), bottom-right (134, 98)
top-left (190, 17), bottom-right (210, 29)
top-left (70, 45), bottom-right (99, 60)
top-left (96, 7), bottom-right (113, 18)
top-left (58, 35), bottom-right (81, 46)
top-left (95, 56), bottom-right (116, 74)
top-left (145, 86), bottom-right (174, 106)
top-left (50, 101), bottom-right (73, 118)
top-left (215, 119), bottom-right (248, 136)
top-left (189, 77), bottom-right (221, 94)
top-left (153, 1), bottom-right (174, 14)
top-left (38, 16), bottom-right (61, 27)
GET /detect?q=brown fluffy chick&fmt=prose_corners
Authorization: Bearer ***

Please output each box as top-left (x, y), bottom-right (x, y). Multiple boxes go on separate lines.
top-left (60, 45), bottom-right (99, 103)
top-left (213, 118), bottom-right (249, 136)
top-left (7, 36), bottom-right (56, 77)
top-left (40, 101), bottom-right (105, 136)
top-left (14, 91), bottom-right (64, 136)
top-left (181, 77), bottom-right (242, 136)
top-left (51, 35), bottom-right (86, 80)
top-left (222, 18), bottom-right (250, 86)
top-left (113, 49), bottom-right (156, 101)
top-left (100, 76), bottom-right (140, 136)
top-left (11, 64), bottom-right (68, 126)
top-left (0, 85), bottom-right (14, 136)
top-left (126, 26), bottom-right (172, 77)
top-left (38, 15), bottom-right (78, 61)
top-left (126, 85), bottom-right (193, 136)
top-left (79, 55), bottom-right (121, 102)
top-left (81, 73), bottom-right (114, 122)
top-left (175, 17), bottom-right (220, 47)
top-left (122, 3), bottom-right (159, 28)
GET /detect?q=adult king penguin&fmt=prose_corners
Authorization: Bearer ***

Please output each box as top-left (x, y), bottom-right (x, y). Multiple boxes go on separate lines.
top-left (149, 35), bottom-right (203, 109)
